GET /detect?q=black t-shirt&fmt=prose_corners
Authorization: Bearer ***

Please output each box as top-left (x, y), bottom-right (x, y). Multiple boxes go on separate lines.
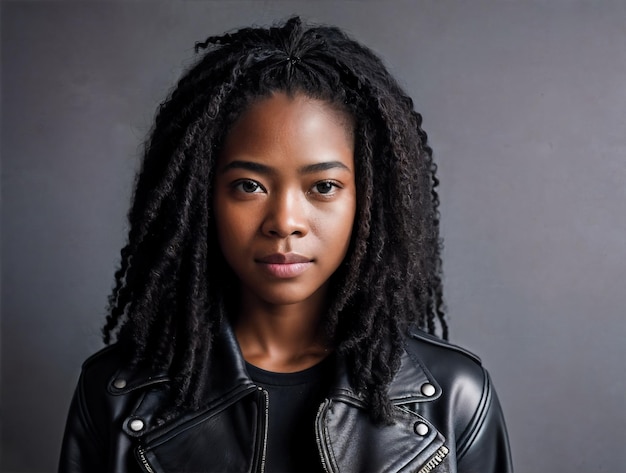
top-left (246, 357), bottom-right (334, 473)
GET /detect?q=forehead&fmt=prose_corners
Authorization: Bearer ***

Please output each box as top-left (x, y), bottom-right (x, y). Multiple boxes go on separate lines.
top-left (219, 92), bottom-right (355, 164)
top-left (230, 91), bottom-right (353, 139)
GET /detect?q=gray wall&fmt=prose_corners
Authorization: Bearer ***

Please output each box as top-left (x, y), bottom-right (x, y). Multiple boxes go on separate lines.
top-left (2, 1), bottom-right (625, 471)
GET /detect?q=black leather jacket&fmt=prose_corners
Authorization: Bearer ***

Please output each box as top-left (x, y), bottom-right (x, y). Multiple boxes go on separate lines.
top-left (59, 323), bottom-right (512, 472)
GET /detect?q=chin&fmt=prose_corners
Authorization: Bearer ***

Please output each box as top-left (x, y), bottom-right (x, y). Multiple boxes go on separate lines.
top-left (259, 291), bottom-right (318, 307)
top-left (246, 282), bottom-right (327, 308)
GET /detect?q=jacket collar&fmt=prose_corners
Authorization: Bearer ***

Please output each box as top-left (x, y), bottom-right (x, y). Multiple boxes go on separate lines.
top-left (327, 341), bottom-right (442, 406)
top-left (210, 321), bottom-right (442, 408)
top-left (112, 320), bottom-right (442, 407)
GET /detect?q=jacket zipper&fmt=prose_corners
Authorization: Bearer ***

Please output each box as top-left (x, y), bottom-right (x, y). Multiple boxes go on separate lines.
top-left (136, 445), bottom-right (155, 473)
top-left (254, 387), bottom-right (269, 473)
top-left (417, 445), bottom-right (450, 473)
top-left (314, 399), bottom-right (332, 473)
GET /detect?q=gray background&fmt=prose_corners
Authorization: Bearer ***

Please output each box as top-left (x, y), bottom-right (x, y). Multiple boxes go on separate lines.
top-left (2, 1), bottom-right (625, 472)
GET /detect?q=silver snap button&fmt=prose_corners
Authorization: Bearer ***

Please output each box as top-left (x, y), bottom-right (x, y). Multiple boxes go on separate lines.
top-left (129, 419), bottom-right (145, 432)
top-left (421, 383), bottom-right (436, 397)
top-left (113, 379), bottom-right (127, 389)
top-left (414, 422), bottom-right (429, 436)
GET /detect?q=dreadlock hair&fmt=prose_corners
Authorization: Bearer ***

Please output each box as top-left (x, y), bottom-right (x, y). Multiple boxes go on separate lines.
top-left (103, 16), bottom-right (447, 424)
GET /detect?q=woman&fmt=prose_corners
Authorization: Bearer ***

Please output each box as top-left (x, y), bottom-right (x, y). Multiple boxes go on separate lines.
top-left (59, 17), bottom-right (512, 473)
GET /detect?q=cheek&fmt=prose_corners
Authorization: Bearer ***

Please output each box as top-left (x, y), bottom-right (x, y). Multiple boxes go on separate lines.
top-left (213, 200), bottom-right (247, 255)
top-left (340, 198), bottom-right (358, 254)
top-left (315, 200), bottom-right (356, 254)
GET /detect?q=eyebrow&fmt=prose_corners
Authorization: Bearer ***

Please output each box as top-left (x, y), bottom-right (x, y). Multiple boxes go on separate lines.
top-left (219, 160), bottom-right (351, 175)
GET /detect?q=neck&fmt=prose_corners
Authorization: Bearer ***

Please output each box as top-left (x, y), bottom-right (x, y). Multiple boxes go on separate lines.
top-left (234, 288), bottom-right (332, 372)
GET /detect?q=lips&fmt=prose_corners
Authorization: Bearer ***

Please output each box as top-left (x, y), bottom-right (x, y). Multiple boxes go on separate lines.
top-left (255, 253), bottom-right (313, 278)
top-left (256, 253), bottom-right (312, 264)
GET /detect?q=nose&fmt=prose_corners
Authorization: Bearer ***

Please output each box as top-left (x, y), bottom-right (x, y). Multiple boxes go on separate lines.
top-left (261, 190), bottom-right (309, 238)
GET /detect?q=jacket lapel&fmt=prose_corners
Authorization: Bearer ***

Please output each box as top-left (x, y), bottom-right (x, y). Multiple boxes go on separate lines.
top-left (318, 346), bottom-right (449, 473)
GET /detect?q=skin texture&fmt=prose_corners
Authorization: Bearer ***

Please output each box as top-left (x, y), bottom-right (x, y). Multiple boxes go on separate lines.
top-left (213, 92), bottom-right (356, 372)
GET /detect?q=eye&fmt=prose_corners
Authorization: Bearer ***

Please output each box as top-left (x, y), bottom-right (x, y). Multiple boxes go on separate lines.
top-left (312, 180), bottom-right (340, 195)
top-left (233, 179), bottom-right (265, 193)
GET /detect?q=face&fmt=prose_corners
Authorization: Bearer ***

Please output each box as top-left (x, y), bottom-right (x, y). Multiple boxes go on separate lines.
top-left (213, 92), bottom-right (356, 310)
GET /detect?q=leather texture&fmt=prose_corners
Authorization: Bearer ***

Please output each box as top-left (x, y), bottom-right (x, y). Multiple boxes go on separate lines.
top-left (59, 323), bottom-right (513, 472)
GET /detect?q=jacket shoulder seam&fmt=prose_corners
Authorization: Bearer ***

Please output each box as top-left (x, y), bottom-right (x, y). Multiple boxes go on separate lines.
top-left (81, 343), bottom-right (118, 370)
top-left (80, 344), bottom-right (170, 394)
top-left (456, 366), bottom-right (492, 459)
top-left (408, 329), bottom-right (483, 365)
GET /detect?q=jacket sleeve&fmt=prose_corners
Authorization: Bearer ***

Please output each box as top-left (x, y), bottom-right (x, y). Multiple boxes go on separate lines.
top-left (456, 368), bottom-right (513, 473)
top-left (58, 373), bottom-right (107, 473)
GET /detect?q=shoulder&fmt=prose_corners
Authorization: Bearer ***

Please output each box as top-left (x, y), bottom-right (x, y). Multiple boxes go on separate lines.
top-left (67, 344), bottom-right (171, 446)
top-left (80, 344), bottom-right (126, 383)
top-left (403, 329), bottom-right (491, 421)
top-left (78, 344), bottom-right (132, 399)
top-left (405, 328), bottom-right (484, 378)
top-left (76, 344), bottom-right (170, 422)
top-left (402, 332), bottom-right (513, 469)
top-left (409, 329), bottom-right (482, 363)
top-left (79, 343), bottom-right (169, 396)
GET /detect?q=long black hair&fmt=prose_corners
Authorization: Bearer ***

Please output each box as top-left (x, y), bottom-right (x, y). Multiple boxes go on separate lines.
top-left (103, 16), bottom-right (447, 423)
